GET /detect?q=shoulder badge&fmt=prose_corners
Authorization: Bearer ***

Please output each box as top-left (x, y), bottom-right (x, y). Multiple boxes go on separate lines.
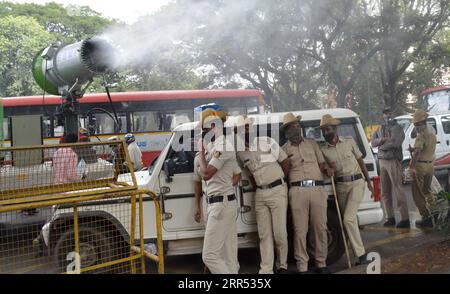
top-left (214, 151), bottom-right (222, 158)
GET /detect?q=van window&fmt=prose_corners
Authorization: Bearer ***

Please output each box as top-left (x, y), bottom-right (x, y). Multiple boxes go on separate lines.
top-left (166, 131), bottom-right (196, 174)
top-left (279, 117), bottom-right (367, 158)
top-left (302, 123), bottom-right (367, 158)
top-left (441, 115), bottom-right (450, 134)
top-left (411, 118), bottom-right (437, 138)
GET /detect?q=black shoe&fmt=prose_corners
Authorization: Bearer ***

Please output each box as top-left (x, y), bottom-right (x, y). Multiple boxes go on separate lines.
top-left (296, 270), bottom-right (312, 274)
top-left (396, 219), bottom-right (410, 228)
top-left (383, 218), bottom-right (396, 227)
top-left (416, 217), bottom-right (433, 228)
top-left (316, 267), bottom-right (331, 274)
top-left (355, 253), bottom-right (370, 266)
top-left (276, 268), bottom-right (289, 274)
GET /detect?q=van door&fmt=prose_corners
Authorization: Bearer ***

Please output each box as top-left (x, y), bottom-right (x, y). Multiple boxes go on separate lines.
top-left (158, 144), bottom-right (206, 232)
top-left (438, 114), bottom-right (450, 158)
top-left (238, 171), bottom-right (257, 225)
top-left (427, 117), bottom-right (444, 158)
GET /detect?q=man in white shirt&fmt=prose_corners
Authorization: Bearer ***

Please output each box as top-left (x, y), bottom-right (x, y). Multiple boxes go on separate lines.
top-left (124, 133), bottom-right (143, 171)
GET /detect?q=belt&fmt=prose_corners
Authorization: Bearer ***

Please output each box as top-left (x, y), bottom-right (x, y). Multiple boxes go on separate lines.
top-left (290, 180), bottom-right (324, 187)
top-left (335, 174), bottom-right (363, 183)
top-left (257, 177), bottom-right (287, 190)
top-left (418, 160), bottom-right (433, 163)
top-left (206, 194), bottom-right (236, 204)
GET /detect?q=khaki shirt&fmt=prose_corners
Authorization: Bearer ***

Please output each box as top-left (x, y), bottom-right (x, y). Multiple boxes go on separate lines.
top-left (282, 138), bottom-right (324, 181)
top-left (320, 136), bottom-right (362, 178)
top-left (193, 135), bottom-right (241, 196)
top-left (194, 153), bottom-right (240, 182)
top-left (237, 136), bottom-right (287, 186)
top-left (414, 126), bottom-right (436, 161)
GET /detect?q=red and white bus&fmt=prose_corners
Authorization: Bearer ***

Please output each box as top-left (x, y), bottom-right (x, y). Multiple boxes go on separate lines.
top-left (2, 89), bottom-right (265, 165)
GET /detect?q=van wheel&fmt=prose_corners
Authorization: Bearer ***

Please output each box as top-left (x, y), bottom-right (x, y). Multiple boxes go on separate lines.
top-left (54, 226), bottom-right (115, 274)
top-left (306, 209), bottom-right (345, 266)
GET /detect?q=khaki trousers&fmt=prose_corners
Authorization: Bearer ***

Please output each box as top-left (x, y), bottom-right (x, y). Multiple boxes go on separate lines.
top-left (255, 184), bottom-right (288, 274)
top-left (202, 198), bottom-right (239, 274)
top-left (336, 179), bottom-right (365, 258)
top-left (411, 163), bottom-right (437, 219)
top-left (289, 186), bottom-right (328, 272)
top-left (379, 159), bottom-right (409, 220)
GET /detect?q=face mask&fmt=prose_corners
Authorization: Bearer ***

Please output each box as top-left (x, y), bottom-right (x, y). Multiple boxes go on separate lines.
top-left (324, 132), bottom-right (335, 143)
top-left (287, 131), bottom-right (301, 143)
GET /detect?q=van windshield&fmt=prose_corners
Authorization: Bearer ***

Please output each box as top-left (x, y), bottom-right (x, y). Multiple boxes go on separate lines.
top-left (148, 155), bottom-right (159, 175)
top-left (298, 118), bottom-right (367, 158)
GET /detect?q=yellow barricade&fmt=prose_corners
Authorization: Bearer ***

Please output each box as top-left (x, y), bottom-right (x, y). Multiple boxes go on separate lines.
top-left (0, 141), bottom-right (163, 274)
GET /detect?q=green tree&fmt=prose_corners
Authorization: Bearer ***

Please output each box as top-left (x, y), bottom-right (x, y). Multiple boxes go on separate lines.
top-left (185, 0), bottom-right (328, 111)
top-left (0, 15), bottom-right (55, 97)
top-left (373, 0), bottom-right (450, 112)
top-left (0, 1), bottom-right (115, 42)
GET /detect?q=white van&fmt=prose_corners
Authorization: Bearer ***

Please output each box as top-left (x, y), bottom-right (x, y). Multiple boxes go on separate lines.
top-left (38, 108), bottom-right (383, 269)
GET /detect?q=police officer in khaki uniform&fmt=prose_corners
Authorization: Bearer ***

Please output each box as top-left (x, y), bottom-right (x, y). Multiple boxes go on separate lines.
top-left (234, 115), bottom-right (289, 274)
top-left (408, 109), bottom-right (438, 228)
top-left (193, 109), bottom-right (241, 274)
top-left (319, 114), bottom-right (373, 265)
top-left (281, 113), bottom-right (330, 274)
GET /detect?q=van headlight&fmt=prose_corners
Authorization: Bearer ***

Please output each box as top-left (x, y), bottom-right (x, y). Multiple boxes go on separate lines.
top-left (41, 222), bottom-right (51, 246)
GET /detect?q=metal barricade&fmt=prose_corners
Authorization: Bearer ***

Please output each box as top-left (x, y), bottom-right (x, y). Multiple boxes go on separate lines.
top-left (0, 141), bottom-right (163, 274)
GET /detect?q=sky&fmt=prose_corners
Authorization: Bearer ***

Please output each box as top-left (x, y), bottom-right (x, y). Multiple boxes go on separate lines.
top-left (9, 0), bottom-right (172, 24)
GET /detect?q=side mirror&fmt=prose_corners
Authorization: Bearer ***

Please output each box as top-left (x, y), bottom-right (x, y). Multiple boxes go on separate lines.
top-left (163, 158), bottom-right (175, 183)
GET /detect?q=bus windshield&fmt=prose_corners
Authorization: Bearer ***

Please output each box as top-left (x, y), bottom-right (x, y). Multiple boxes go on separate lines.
top-left (423, 88), bottom-right (450, 112)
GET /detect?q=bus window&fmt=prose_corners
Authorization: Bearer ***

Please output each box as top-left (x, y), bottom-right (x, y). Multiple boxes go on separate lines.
top-left (3, 118), bottom-right (9, 140)
top-left (228, 107), bottom-right (246, 116)
top-left (42, 116), bottom-right (52, 138)
top-left (54, 125), bottom-right (64, 137)
top-left (132, 111), bottom-right (164, 132)
top-left (424, 89), bottom-right (450, 112)
top-left (93, 113), bottom-right (127, 134)
top-left (165, 110), bottom-right (193, 130)
top-left (247, 106), bottom-right (259, 114)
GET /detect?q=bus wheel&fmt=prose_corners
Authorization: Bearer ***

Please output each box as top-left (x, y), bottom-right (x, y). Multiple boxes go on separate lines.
top-left (307, 209), bottom-right (345, 267)
top-left (54, 226), bottom-right (114, 274)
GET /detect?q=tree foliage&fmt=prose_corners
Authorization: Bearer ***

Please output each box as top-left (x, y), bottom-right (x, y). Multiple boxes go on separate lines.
top-left (0, 15), bottom-right (55, 97)
top-left (0, 1), bottom-right (115, 42)
top-left (0, 0), bottom-right (449, 121)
